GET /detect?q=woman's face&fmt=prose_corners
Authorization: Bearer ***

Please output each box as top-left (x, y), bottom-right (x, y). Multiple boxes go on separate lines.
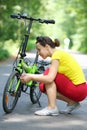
top-left (36, 43), bottom-right (49, 59)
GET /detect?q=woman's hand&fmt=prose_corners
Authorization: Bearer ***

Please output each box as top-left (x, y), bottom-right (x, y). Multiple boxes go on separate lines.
top-left (20, 73), bottom-right (32, 83)
top-left (20, 59), bottom-right (59, 84)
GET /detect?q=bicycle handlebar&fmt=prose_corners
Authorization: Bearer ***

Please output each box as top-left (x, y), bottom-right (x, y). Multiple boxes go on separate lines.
top-left (10, 13), bottom-right (55, 24)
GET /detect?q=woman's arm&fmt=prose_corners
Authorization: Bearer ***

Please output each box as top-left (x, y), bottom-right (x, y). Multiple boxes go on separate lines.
top-left (20, 59), bottom-right (59, 84)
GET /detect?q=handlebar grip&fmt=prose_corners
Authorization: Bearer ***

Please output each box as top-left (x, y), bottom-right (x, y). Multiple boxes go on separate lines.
top-left (39, 19), bottom-right (55, 24)
top-left (44, 20), bottom-right (55, 24)
top-left (10, 14), bottom-right (20, 19)
top-left (10, 14), bottom-right (28, 19)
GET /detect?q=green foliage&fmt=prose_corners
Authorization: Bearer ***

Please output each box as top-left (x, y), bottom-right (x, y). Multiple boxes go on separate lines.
top-left (26, 40), bottom-right (36, 51)
top-left (0, 0), bottom-right (87, 61)
top-left (0, 48), bottom-right (9, 60)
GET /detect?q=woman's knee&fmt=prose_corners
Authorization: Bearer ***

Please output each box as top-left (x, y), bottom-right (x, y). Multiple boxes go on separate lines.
top-left (39, 82), bottom-right (56, 93)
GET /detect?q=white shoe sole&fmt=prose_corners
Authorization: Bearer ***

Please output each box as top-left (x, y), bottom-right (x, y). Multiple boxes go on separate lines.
top-left (35, 112), bottom-right (59, 116)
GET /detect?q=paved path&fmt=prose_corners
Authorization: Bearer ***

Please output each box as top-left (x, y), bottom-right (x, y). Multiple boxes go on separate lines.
top-left (0, 51), bottom-right (87, 130)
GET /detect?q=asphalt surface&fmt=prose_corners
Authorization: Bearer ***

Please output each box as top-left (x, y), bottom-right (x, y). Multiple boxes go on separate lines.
top-left (0, 50), bottom-right (87, 130)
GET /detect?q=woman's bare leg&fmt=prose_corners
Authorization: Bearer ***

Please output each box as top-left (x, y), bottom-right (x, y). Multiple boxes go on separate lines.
top-left (45, 82), bottom-right (57, 109)
top-left (45, 81), bottom-right (76, 109)
top-left (57, 92), bottom-right (76, 105)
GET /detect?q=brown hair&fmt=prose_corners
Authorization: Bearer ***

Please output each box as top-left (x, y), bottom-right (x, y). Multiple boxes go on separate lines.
top-left (36, 36), bottom-right (60, 48)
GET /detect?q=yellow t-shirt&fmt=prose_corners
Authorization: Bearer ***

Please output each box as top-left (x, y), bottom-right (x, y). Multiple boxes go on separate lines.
top-left (51, 49), bottom-right (86, 85)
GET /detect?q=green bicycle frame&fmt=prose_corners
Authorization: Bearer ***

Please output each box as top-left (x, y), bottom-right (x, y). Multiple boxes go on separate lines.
top-left (17, 58), bottom-right (38, 85)
top-left (8, 74), bottom-right (21, 93)
top-left (8, 58), bottom-right (39, 94)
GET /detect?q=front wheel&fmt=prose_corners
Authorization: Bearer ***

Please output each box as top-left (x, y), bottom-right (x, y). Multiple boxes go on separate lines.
top-left (2, 71), bottom-right (22, 113)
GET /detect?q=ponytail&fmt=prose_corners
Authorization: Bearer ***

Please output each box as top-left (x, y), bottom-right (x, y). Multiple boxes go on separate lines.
top-left (54, 39), bottom-right (60, 47)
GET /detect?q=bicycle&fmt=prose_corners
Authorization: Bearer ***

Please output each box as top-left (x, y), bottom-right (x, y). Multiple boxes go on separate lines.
top-left (2, 13), bottom-right (55, 113)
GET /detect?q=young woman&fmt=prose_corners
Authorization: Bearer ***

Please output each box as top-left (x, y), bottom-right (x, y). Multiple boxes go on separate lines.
top-left (20, 36), bottom-right (87, 116)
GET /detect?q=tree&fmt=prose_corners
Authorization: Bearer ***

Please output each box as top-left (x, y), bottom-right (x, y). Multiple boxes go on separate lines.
top-left (0, 0), bottom-right (87, 60)
top-left (59, 0), bottom-right (87, 52)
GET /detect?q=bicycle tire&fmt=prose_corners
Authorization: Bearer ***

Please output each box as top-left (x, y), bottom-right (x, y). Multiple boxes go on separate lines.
top-left (3, 71), bottom-right (22, 113)
top-left (30, 80), bottom-right (42, 104)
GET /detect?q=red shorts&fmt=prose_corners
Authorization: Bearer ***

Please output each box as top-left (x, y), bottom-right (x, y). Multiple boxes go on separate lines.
top-left (39, 68), bottom-right (87, 102)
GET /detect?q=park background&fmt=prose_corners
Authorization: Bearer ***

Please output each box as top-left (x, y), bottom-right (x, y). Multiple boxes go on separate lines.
top-left (0, 0), bottom-right (87, 60)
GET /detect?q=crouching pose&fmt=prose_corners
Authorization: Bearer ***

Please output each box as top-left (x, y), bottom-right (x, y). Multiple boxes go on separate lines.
top-left (20, 36), bottom-right (87, 116)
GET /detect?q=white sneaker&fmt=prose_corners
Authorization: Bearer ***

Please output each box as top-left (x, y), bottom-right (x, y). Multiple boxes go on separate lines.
top-left (35, 107), bottom-right (59, 116)
top-left (60, 102), bottom-right (81, 114)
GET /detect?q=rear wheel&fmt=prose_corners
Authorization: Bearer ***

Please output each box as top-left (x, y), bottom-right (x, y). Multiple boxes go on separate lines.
top-left (30, 81), bottom-right (42, 104)
top-left (30, 53), bottom-right (45, 104)
top-left (3, 71), bottom-right (22, 113)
